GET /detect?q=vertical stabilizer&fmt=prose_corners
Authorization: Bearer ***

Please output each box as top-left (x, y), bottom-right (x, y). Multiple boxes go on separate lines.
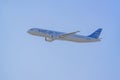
top-left (88, 28), bottom-right (102, 39)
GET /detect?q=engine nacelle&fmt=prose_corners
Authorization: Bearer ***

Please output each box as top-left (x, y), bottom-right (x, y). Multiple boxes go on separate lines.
top-left (45, 37), bottom-right (54, 42)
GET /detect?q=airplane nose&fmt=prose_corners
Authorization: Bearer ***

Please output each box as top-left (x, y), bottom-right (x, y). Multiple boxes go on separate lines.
top-left (27, 30), bottom-right (31, 34)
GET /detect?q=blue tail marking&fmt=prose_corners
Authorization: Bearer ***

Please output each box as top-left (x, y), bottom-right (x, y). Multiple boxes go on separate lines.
top-left (88, 28), bottom-right (102, 39)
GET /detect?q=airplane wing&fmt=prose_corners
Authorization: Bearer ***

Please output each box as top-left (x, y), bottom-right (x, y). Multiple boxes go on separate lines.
top-left (59, 31), bottom-right (80, 38)
top-left (48, 31), bottom-right (80, 41)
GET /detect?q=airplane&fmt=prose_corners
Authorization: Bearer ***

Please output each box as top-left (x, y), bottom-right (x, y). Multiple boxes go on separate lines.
top-left (27, 28), bottom-right (102, 43)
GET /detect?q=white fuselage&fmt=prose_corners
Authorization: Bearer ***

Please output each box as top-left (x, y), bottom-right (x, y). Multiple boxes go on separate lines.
top-left (27, 28), bottom-right (101, 43)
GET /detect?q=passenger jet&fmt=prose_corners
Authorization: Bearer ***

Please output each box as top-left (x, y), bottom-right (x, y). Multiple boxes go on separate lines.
top-left (27, 28), bottom-right (102, 43)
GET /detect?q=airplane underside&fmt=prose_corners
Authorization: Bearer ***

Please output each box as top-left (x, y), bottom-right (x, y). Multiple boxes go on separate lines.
top-left (45, 36), bottom-right (100, 43)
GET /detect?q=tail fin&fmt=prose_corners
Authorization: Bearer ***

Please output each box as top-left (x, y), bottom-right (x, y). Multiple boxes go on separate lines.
top-left (88, 28), bottom-right (102, 39)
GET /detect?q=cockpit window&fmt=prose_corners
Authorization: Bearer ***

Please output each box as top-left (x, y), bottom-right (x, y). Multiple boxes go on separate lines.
top-left (30, 28), bottom-right (39, 31)
top-left (30, 28), bottom-right (35, 30)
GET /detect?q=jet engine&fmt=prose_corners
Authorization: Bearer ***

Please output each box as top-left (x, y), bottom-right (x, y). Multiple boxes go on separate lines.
top-left (45, 37), bottom-right (54, 42)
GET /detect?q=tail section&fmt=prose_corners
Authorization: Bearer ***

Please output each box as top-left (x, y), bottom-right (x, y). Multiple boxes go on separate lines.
top-left (88, 28), bottom-right (102, 39)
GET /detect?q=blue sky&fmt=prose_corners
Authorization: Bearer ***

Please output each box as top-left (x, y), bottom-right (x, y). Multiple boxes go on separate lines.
top-left (0, 0), bottom-right (120, 80)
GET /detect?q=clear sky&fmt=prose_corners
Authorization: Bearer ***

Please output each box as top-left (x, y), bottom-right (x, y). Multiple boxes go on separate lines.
top-left (0, 0), bottom-right (120, 80)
